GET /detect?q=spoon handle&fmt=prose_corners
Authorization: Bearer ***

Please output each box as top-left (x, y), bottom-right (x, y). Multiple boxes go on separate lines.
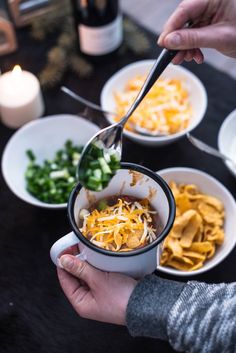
top-left (119, 48), bottom-right (178, 126)
top-left (119, 20), bottom-right (193, 127)
top-left (61, 86), bottom-right (116, 116)
top-left (187, 133), bottom-right (234, 164)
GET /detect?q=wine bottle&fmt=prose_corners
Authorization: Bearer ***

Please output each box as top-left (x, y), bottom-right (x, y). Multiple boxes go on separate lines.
top-left (71, 0), bottom-right (123, 60)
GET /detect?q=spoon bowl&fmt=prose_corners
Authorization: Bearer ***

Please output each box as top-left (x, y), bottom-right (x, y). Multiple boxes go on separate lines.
top-left (77, 124), bottom-right (122, 191)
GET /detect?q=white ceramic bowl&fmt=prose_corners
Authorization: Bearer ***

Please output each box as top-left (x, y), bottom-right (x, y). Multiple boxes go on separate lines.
top-left (101, 60), bottom-right (207, 146)
top-left (218, 109), bottom-right (236, 178)
top-left (1, 114), bottom-right (99, 209)
top-left (156, 167), bottom-right (236, 276)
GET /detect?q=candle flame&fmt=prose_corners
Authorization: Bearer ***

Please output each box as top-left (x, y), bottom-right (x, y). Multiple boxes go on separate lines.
top-left (12, 65), bottom-right (22, 77)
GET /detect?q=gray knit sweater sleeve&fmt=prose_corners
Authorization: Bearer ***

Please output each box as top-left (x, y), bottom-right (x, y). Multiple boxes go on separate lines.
top-left (126, 275), bottom-right (236, 353)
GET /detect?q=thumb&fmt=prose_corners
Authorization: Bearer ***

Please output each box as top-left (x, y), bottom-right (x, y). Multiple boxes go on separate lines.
top-left (163, 25), bottom-right (225, 50)
top-left (60, 254), bottom-right (103, 288)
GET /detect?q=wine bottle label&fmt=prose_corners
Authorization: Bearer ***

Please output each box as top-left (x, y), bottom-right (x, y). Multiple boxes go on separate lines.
top-left (78, 15), bottom-right (123, 55)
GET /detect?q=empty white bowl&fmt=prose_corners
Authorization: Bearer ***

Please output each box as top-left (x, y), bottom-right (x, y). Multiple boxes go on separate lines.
top-left (156, 167), bottom-right (236, 276)
top-left (101, 60), bottom-right (207, 146)
top-left (1, 114), bottom-right (99, 209)
top-left (218, 109), bottom-right (236, 178)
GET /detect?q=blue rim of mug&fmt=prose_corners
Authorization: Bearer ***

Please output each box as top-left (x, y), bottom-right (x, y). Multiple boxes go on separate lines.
top-left (68, 162), bottom-right (176, 257)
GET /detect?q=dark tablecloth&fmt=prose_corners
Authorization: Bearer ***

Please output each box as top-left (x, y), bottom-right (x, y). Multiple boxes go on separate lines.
top-left (1, 19), bottom-right (236, 353)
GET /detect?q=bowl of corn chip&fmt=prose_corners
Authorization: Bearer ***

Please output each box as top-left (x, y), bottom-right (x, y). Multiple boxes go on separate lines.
top-left (100, 60), bottom-right (207, 146)
top-left (156, 167), bottom-right (236, 276)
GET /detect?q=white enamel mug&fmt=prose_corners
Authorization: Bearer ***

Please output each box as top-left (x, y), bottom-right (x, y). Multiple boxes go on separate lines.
top-left (50, 163), bottom-right (175, 278)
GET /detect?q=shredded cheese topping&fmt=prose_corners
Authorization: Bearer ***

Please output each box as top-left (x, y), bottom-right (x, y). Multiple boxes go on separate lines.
top-left (79, 198), bottom-right (157, 252)
top-left (114, 76), bottom-right (192, 135)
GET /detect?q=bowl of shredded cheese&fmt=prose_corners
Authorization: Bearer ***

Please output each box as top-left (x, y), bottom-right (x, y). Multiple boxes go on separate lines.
top-left (101, 60), bottom-right (207, 146)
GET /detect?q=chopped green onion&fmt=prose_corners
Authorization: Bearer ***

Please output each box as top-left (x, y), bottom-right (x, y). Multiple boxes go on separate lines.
top-left (98, 157), bottom-right (112, 174)
top-left (26, 149), bottom-right (35, 162)
top-left (97, 199), bottom-right (108, 211)
top-left (25, 140), bottom-right (83, 204)
top-left (79, 142), bottom-right (121, 192)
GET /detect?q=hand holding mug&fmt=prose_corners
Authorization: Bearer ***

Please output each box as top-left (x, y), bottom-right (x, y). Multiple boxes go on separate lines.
top-left (58, 250), bottom-right (137, 325)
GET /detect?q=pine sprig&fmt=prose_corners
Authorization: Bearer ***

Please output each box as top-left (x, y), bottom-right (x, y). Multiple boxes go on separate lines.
top-left (57, 32), bottom-right (76, 50)
top-left (29, 3), bottom-right (151, 89)
top-left (47, 47), bottom-right (67, 65)
top-left (39, 62), bottom-right (66, 89)
top-left (30, 0), bottom-right (71, 40)
top-left (123, 18), bottom-right (151, 55)
top-left (69, 55), bottom-right (94, 78)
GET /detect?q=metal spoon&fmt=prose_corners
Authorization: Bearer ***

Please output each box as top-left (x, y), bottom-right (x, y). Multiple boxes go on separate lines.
top-left (61, 86), bottom-right (167, 137)
top-left (76, 47), bottom-right (179, 190)
top-left (187, 133), bottom-right (236, 166)
top-left (61, 86), bottom-right (115, 117)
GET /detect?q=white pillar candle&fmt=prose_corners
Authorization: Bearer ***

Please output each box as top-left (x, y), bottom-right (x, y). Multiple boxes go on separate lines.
top-left (0, 65), bottom-right (44, 128)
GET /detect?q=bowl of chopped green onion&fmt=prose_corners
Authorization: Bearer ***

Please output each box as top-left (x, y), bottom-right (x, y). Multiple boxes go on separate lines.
top-left (1, 114), bottom-right (99, 208)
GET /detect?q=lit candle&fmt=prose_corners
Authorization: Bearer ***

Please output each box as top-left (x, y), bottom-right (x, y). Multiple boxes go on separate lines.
top-left (0, 65), bottom-right (44, 128)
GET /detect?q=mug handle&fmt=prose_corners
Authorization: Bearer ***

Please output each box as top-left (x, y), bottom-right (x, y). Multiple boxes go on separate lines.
top-left (50, 231), bottom-right (85, 266)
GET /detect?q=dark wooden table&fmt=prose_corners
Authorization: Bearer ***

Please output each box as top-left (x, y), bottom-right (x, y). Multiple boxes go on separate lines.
top-left (1, 19), bottom-right (236, 353)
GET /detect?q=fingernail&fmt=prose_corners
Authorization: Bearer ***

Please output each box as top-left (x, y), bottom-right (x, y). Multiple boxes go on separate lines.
top-left (157, 35), bottom-right (163, 46)
top-left (167, 33), bottom-right (181, 47)
top-left (57, 258), bottom-right (64, 269)
top-left (60, 256), bottom-right (74, 270)
top-left (194, 56), bottom-right (203, 64)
